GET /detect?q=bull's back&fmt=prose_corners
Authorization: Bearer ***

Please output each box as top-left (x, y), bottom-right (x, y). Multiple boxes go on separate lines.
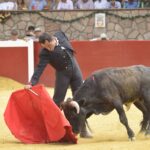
top-left (94, 65), bottom-right (150, 101)
top-left (94, 65), bottom-right (150, 82)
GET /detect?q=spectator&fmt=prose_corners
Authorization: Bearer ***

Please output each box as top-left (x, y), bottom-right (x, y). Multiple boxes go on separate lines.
top-left (94, 0), bottom-right (109, 9)
top-left (123, 0), bottom-right (139, 9)
top-left (75, 0), bottom-right (94, 9)
top-left (138, 0), bottom-right (150, 8)
top-left (0, 0), bottom-right (18, 10)
top-left (17, 0), bottom-right (28, 10)
top-left (108, 0), bottom-right (121, 8)
top-left (25, 0), bottom-right (31, 9)
top-left (34, 27), bottom-right (42, 41)
top-left (117, 0), bottom-right (125, 7)
top-left (46, 0), bottom-right (58, 10)
top-left (90, 33), bottom-right (108, 41)
top-left (57, 0), bottom-right (74, 10)
top-left (29, 0), bottom-right (47, 10)
top-left (9, 29), bottom-right (24, 42)
top-left (24, 25), bottom-right (35, 41)
top-left (26, 25), bottom-right (35, 35)
top-left (100, 33), bottom-right (108, 40)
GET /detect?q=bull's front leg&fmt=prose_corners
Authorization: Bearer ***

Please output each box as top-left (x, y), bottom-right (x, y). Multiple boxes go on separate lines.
top-left (113, 100), bottom-right (135, 141)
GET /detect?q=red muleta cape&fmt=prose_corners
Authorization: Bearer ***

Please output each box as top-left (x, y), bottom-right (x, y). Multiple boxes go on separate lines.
top-left (4, 84), bottom-right (77, 144)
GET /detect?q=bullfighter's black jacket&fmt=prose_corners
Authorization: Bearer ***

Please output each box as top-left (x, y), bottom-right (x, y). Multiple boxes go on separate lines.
top-left (30, 31), bottom-right (83, 106)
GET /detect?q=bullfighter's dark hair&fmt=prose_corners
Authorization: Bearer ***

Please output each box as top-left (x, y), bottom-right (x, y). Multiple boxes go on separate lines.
top-left (39, 32), bottom-right (53, 44)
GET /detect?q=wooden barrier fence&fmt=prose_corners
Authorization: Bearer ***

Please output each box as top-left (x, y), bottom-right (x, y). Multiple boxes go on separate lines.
top-left (0, 40), bottom-right (150, 87)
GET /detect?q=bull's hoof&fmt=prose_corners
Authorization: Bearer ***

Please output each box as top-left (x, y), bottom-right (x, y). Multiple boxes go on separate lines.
top-left (145, 132), bottom-right (150, 138)
top-left (145, 134), bottom-right (150, 138)
top-left (145, 130), bottom-right (150, 136)
top-left (128, 136), bottom-right (136, 141)
top-left (80, 132), bottom-right (93, 138)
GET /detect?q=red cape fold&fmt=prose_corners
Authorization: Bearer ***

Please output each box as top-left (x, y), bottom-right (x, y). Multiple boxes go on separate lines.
top-left (4, 85), bottom-right (77, 144)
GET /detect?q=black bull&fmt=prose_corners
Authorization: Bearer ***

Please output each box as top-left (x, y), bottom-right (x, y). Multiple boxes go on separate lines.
top-left (61, 65), bottom-right (150, 140)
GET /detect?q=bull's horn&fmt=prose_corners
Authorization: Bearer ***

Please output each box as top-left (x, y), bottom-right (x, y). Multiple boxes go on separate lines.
top-left (70, 101), bottom-right (80, 114)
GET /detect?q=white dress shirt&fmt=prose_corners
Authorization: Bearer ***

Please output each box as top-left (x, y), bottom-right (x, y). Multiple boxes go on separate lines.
top-left (57, 0), bottom-right (74, 10)
top-left (94, 0), bottom-right (109, 9)
top-left (0, 2), bottom-right (17, 10)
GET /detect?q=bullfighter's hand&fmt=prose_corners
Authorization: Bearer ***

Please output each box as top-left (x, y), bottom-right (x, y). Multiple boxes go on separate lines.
top-left (24, 84), bottom-right (32, 89)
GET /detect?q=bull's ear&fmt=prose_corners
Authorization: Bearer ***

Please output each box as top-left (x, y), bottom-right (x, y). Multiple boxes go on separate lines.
top-left (78, 98), bottom-right (86, 106)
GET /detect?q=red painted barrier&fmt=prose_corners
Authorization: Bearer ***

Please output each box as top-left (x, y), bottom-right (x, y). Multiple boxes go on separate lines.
top-left (0, 47), bottom-right (28, 83)
top-left (1, 40), bottom-right (150, 87)
top-left (72, 40), bottom-right (150, 79)
top-left (0, 41), bottom-right (34, 84)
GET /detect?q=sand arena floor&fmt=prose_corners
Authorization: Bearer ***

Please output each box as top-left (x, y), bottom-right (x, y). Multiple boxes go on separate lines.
top-left (0, 76), bottom-right (150, 150)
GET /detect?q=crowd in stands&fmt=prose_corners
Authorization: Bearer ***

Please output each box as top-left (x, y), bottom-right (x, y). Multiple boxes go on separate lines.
top-left (8, 25), bottom-right (109, 42)
top-left (0, 0), bottom-right (149, 11)
top-left (8, 26), bottom-right (43, 42)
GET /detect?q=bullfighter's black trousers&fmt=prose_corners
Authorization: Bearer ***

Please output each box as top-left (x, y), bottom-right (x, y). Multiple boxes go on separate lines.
top-left (53, 56), bottom-right (83, 106)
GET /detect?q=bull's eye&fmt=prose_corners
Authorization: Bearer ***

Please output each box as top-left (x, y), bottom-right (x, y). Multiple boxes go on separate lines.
top-left (68, 111), bottom-right (78, 119)
top-left (68, 111), bottom-right (77, 119)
